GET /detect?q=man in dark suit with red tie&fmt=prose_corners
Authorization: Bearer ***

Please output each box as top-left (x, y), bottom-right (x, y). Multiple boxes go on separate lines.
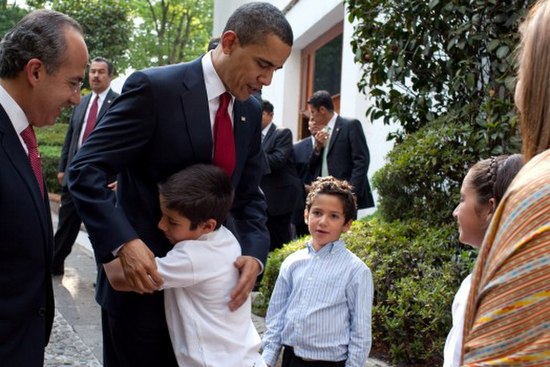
top-left (0, 10), bottom-right (88, 366)
top-left (52, 57), bottom-right (119, 275)
top-left (68, 2), bottom-right (293, 366)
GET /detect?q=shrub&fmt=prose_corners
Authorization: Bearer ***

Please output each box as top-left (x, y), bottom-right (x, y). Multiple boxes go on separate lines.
top-left (372, 113), bottom-right (520, 226)
top-left (36, 123), bottom-right (68, 195)
top-left (254, 217), bottom-right (476, 365)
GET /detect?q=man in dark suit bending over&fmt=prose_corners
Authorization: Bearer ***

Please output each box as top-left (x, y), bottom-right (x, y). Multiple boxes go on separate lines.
top-left (308, 90), bottom-right (375, 210)
top-left (53, 57), bottom-right (119, 275)
top-left (68, 2), bottom-right (293, 366)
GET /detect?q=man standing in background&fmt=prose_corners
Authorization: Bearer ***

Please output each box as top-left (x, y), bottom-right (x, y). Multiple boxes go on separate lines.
top-left (0, 10), bottom-right (88, 366)
top-left (260, 100), bottom-right (301, 251)
top-left (308, 90), bottom-right (374, 210)
top-left (53, 56), bottom-right (119, 275)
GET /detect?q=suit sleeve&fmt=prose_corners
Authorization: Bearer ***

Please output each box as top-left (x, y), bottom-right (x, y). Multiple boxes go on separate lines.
top-left (348, 119), bottom-right (369, 196)
top-left (266, 129), bottom-right (293, 171)
top-left (68, 71), bottom-right (156, 263)
top-left (58, 109), bottom-right (76, 173)
top-left (230, 101), bottom-right (270, 265)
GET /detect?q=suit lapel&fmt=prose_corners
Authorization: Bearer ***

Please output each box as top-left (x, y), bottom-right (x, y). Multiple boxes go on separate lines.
top-left (0, 108), bottom-right (50, 238)
top-left (232, 100), bottom-right (249, 178)
top-left (263, 123), bottom-right (276, 149)
top-left (327, 117), bottom-right (342, 155)
top-left (180, 59), bottom-right (213, 163)
top-left (97, 89), bottom-right (117, 121)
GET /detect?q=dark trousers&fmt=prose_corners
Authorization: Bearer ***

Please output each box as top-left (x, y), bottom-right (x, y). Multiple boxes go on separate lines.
top-left (101, 308), bottom-right (178, 367)
top-left (266, 212), bottom-right (293, 251)
top-left (52, 187), bottom-right (82, 271)
top-left (282, 346), bottom-right (346, 367)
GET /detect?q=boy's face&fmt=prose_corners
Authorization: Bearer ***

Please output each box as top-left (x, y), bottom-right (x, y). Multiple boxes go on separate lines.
top-left (158, 196), bottom-right (206, 245)
top-left (305, 193), bottom-right (352, 250)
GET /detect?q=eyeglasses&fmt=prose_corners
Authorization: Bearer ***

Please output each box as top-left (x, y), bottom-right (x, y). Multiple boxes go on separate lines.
top-left (66, 79), bottom-right (84, 94)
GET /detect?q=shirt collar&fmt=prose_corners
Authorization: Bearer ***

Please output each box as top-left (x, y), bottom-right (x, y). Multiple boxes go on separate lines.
top-left (306, 239), bottom-right (345, 255)
top-left (262, 122), bottom-right (273, 137)
top-left (0, 83), bottom-right (30, 135)
top-left (202, 51), bottom-right (228, 102)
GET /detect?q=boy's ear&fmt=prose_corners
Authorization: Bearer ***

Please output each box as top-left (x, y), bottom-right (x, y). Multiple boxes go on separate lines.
top-left (342, 219), bottom-right (353, 233)
top-left (200, 219), bottom-right (217, 234)
top-left (303, 209), bottom-right (309, 224)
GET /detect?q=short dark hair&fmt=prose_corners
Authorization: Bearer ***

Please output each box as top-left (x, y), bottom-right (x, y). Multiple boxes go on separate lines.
top-left (305, 176), bottom-right (357, 223)
top-left (158, 164), bottom-right (234, 230)
top-left (262, 100), bottom-right (274, 114)
top-left (468, 154), bottom-right (524, 207)
top-left (0, 9), bottom-right (83, 78)
top-left (223, 2), bottom-right (293, 47)
top-left (207, 36), bottom-right (220, 51)
top-left (307, 90), bottom-right (334, 111)
top-left (91, 56), bottom-right (114, 76)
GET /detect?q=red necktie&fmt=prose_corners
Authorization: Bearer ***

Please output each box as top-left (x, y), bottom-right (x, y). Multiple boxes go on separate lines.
top-left (82, 94), bottom-right (99, 142)
top-left (212, 92), bottom-right (235, 176)
top-left (20, 125), bottom-right (44, 194)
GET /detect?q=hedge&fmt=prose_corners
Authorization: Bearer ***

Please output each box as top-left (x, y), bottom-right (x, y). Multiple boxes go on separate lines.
top-left (36, 123), bottom-right (68, 195)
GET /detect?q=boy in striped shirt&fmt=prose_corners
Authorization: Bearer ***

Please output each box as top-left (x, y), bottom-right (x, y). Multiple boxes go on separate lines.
top-left (262, 176), bottom-right (374, 367)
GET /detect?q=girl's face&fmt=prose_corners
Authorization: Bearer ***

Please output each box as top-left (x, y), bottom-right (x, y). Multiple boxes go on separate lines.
top-left (452, 171), bottom-right (494, 248)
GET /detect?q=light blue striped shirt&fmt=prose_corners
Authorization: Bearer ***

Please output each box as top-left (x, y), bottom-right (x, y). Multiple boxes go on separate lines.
top-left (262, 240), bottom-right (373, 367)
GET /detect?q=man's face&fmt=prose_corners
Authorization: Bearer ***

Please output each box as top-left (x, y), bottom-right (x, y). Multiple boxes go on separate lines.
top-left (30, 28), bottom-right (88, 127)
top-left (88, 60), bottom-right (111, 94)
top-left (261, 110), bottom-right (273, 129)
top-left (219, 32), bottom-right (291, 101)
top-left (308, 105), bottom-right (329, 129)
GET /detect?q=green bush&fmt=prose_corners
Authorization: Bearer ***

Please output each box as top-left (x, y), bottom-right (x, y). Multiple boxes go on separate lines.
top-left (254, 218), bottom-right (476, 365)
top-left (36, 123), bottom-right (68, 195)
top-left (372, 113), bottom-right (520, 226)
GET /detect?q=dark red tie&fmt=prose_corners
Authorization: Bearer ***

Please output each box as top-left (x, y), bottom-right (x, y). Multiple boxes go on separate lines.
top-left (20, 125), bottom-right (44, 194)
top-left (212, 92), bottom-right (236, 176)
top-left (82, 94), bottom-right (99, 142)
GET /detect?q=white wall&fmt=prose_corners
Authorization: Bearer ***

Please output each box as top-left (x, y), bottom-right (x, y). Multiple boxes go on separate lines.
top-left (214, 0), bottom-right (399, 213)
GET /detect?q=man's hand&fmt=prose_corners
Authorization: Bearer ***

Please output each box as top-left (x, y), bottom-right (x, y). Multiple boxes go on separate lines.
top-left (314, 127), bottom-right (329, 152)
top-left (117, 239), bottom-right (163, 294)
top-left (57, 172), bottom-right (64, 186)
top-left (107, 180), bottom-right (117, 192)
top-left (229, 256), bottom-right (261, 311)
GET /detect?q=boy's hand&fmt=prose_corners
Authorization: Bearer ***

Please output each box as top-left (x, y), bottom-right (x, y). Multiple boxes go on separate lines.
top-left (229, 256), bottom-right (260, 311)
top-left (118, 239), bottom-right (163, 294)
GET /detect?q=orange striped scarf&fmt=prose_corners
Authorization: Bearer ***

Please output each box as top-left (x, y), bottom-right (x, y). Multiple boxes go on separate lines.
top-left (462, 150), bottom-right (550, 366)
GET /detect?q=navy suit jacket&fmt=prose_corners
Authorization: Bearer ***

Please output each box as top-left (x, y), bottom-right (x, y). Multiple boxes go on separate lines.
top-left (58, 89), bottom-right (118, 186)
top-left (310, 116), bottom-right (375, 209)
top-left (292, 136), bottom-right (314, 220)
top-left (260, 123), bottom-right (301, 216)
top-left (68, 57), bottom-right (269, 317)
top-left (0, 107), bottom-right (54, 365)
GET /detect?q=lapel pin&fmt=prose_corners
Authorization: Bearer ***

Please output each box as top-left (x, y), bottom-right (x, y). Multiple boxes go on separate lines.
top-left (241, 116), bottom-right (246, 122)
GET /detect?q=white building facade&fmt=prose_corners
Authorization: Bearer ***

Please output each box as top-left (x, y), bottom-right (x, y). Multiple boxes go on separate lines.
top-left (214, 0), bottom-right (398, 213)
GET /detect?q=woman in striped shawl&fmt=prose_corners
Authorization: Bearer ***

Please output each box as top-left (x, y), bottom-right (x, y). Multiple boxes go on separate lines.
top-left (461, 1), bottom-right (550, 365)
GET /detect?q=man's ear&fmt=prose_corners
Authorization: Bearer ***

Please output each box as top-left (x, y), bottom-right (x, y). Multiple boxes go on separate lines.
top-left (200, 219), bottom-right (217, 234)
top-left (220, 30), bottom-right (238, 54)
top-left (25, 58), bottom-right (44, 87)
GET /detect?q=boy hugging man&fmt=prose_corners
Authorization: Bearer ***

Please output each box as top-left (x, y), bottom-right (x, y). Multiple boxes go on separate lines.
top-left (104, 164), bottom-right (265, 367)
top-left (262, 176), bottom-right (374, 367)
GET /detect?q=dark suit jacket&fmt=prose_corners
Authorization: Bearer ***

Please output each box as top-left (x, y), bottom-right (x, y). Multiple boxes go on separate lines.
top-left (260, 123), bottom-right (301, 216)
top-left (58, 89), bottom-right (119, 186)
top-left (310, 116), bottom-right (375, 209)
top-left (292, 136), bottom-right (314, 220)
top-left (0, 107), bottom-right (54, 366)
top-left (68, 57), bottom-right (269, 318)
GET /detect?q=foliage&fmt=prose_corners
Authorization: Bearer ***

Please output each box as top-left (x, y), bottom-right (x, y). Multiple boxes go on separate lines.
top-left (254, 219), bottom-right (476, 365)
top-left (372, 112), bottom-right (520, 226)
top-left (27, 0), bottom-right (133, 77)
top-left (346, 0), bottom-right (533, 139)
top-left (0, 1), bottom-right (28, 37)
top-left (127, 0), bottom-right (213, 69)
top-left (36, 123), bottom-right (68, 194)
